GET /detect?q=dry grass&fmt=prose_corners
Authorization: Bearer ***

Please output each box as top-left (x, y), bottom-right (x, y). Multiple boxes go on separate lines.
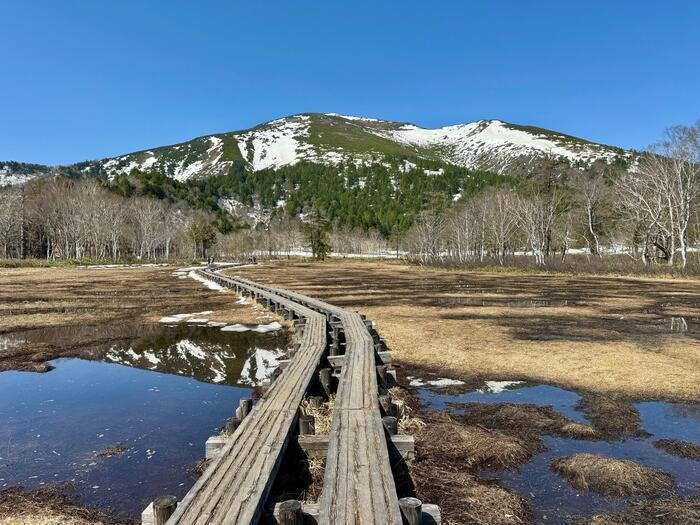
top-left (653, 439), bottom-right (700, 460)
top-left (229, 259), bottom-right (700, 402)
top-left (458, 402), bottom-right (602, 440)
top-left (0, 266), bottom-right (280, 371)
top-left (576, 394), bottom-right (649, 439)
top-left (300, 396), bottom-right (335, 434)
top-left (550, 453), bottom-right (674, 497)
top-left (0, 486), bottom-right (132, 525)
top-left (581, 495), bottom-right (700, 525)
top-left (410, 460), bottom-right (532, 525)
top-left (416, 412), bottom-right (543, 471)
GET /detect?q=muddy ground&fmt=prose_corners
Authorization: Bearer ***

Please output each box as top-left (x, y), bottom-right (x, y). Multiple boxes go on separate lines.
top-left (230, 259), bottom-right (700, 402)
top-left (0, 265), bottom-right (277, 372)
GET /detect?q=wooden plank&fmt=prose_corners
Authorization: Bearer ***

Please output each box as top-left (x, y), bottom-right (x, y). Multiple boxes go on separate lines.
top-left (264, 502), bottom-right (441, 524)
top-left (297, 433), bottom-right (414, 460)
top-left (166, 273), bottom-right (328, 525)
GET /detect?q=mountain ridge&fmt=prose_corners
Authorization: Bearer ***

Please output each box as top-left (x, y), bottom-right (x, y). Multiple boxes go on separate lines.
top-left (1, 113), bottom-right (633, 187)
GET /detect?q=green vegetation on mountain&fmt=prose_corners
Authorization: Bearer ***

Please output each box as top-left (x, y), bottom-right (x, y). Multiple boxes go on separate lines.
top-left (110, 158), bottom-right (514, 236)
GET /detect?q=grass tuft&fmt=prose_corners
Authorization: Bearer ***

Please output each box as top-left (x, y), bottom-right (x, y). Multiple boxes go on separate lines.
top-left (550, 453), bottom-right (673, 498)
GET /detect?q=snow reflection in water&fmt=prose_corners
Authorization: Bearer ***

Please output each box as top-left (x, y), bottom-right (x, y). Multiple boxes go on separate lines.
top-left (0, 323), bottom-right (289, 519)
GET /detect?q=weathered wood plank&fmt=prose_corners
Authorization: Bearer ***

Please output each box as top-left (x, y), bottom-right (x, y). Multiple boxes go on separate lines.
top-left (297, 433), bottom-right (415, 460)
top-left (166, 272), bottom-right (328, 525)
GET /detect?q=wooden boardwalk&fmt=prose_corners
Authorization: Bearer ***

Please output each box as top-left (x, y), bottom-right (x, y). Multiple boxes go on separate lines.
top-left (142, 269), bottom-right (440, 525)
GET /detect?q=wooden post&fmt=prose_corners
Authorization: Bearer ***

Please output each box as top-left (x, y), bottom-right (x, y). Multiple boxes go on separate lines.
top-left (224, 418), bottom-right (241, 435)
top-left (236, 398), bottom-right (252, 420)
top-left (382, 416), bottom-right (398, 435)
top-left (398, 497), bottom-right (422, 525)
top-left (319, 368), bottom-right (334, 397)
top-left (153, 495), bottom-right (177, 525)
top-left (378, 395), bottom-right (397, 417)
top-left (376, 365), bottom-right (388, 387)
top-left (308, 395), bottom-right (324, 409)
top-left (299, 414), bottom-right (315, 435)
top-left (278, 499), bottom-right (303, 525)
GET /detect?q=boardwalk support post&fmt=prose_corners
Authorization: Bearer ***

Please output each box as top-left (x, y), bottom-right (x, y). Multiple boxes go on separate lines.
top-left (153, 495), bottom-right (178, 525)
top-left (383, 416), bottom-right (398, 435)
top-left (236, 398), bottom-right (252, 420)
top-left (379, 394), bottom-right (398, 418)
top-left (308, 395), bottom-right (324, 408)
top-left (319, 368), bottom-right (334, 397)
top-left (278, 499), bottom-right (304, 525)
top-left (399, 497), bottom-right (422, 525)
top-left (299, 414), bottom-right (315, 435)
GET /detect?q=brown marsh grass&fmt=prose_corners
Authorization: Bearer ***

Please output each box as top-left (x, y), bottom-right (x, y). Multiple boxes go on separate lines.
top-left (231, 259), bottom-right (700, 402)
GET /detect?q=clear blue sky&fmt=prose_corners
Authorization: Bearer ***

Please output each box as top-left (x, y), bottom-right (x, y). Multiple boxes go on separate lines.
top-left (2, 1), bottom-right (699, 165)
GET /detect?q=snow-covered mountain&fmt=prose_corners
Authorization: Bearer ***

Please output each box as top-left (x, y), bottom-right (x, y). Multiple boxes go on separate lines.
top-left (1, 113), bottom-right (631, 186)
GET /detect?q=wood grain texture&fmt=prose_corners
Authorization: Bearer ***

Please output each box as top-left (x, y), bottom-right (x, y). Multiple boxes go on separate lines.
top-left (167, 272), bottom-right (327, 525)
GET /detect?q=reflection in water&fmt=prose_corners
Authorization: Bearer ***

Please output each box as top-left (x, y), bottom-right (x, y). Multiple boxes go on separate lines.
top-left (418, 381), bottom-right (700, 524)
top-left (0, 323), bottom-right (289, 519)
top-left (97, 324), bottom-right (288, 386)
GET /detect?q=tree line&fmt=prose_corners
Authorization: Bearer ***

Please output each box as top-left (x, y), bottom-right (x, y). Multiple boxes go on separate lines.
top-left (404, 121), bottom-right (700, 269)
top-left (1, 120), bottom-right (697, 270)
top-left (0, 178), bottom-right (217, 261)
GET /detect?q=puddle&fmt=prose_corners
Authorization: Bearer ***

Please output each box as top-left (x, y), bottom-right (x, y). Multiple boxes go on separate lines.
top-left (416, 380), bottom-right (700, 523)
top-left (0, 324), bottom-right (289, 519)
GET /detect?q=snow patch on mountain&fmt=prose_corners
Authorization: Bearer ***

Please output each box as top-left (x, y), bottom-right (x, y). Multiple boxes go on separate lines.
top-left (325, 113), bottom-right (381, 122)
top-left (374, 120), bottom-right (621, 171)
top-left (236, 117), bottom-right (313, 171)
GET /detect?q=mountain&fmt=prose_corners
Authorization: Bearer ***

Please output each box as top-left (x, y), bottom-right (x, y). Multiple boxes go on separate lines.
top-left (1, 113), bottom-right (632, 187)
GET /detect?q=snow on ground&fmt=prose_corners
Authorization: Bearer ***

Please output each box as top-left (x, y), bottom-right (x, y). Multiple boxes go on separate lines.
top-left (407, 376), bottom-right (465, 387)
top-left (188, 270), bottom-right (225, 291)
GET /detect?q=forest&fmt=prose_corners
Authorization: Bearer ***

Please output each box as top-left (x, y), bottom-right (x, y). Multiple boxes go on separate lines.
top-left (1, 121), bottom-right (698, 271)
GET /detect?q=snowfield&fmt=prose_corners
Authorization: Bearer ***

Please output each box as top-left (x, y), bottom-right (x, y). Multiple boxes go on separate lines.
top-left (371, 119), bottom-right (623, 171)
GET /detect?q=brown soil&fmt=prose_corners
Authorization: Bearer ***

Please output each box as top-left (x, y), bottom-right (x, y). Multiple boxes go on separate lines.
top-left (653, 439), bottom-right (700, 460)
top-left (576, 394), bottom-right (650, 439)
top-left (0, 486), bottom-right (134, 525)
top-left (550, 453), bottom-right (674, 498)
top-left (228, 259), bottom-right (700, 402)
top-left (579, 495), bottom-right (700, 525)
top-left (457, 402), bottom-right (602, 440)
top-left (0, 266), bottom-right (279, 372)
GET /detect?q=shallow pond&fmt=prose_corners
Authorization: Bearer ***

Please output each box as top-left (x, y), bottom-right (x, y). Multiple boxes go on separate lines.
top-left (0, 324), bottom-right (288, 519)
top-left (418, 381), bottom-right (700, 523)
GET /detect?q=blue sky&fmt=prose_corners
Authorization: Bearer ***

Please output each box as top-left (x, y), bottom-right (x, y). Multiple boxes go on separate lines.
top-left (1, 1), bottom-right (699, 165)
